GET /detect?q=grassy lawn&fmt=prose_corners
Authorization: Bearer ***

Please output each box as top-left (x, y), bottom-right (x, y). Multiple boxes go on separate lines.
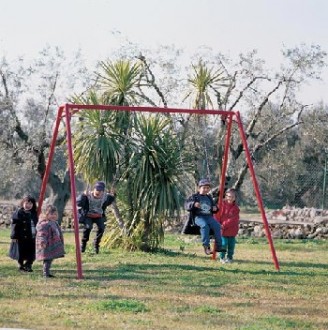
top-left (0, 229), bottom-right (327, 330)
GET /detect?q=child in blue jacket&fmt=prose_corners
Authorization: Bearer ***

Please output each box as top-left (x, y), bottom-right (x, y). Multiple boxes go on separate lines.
top-left (185, 179), bottom-right (226, 255)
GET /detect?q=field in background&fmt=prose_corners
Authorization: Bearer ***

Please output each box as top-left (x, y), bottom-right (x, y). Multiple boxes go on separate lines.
top-left (0, 229), bottom-right (327, 330)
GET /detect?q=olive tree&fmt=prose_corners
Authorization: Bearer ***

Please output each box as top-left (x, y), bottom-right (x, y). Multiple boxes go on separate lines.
top-left (0, 47), bottom-right (90, 219)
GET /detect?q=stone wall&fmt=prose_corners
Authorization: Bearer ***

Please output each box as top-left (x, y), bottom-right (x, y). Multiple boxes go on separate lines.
top-left (0, 202), bottom-right (16, 228)
top-left (238, 220), bottom-right (328, 239)
top-left (0, 202), bottom-right (75, 229)
top-left (238, 206), bottom-right (328, 239)
top-left (1, 202), bottom-right (328, 239)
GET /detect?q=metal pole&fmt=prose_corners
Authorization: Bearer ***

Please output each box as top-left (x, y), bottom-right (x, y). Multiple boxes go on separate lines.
top-left (235, 111), bottom-right (280, 271)
top-left (64, 104), bottom-right (83, 279)
top-left (322, 151), bottom-right (328, 209)
top-left (37, 106), bottom-right (64, 215)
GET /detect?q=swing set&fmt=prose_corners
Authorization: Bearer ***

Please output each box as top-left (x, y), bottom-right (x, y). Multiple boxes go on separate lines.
top-left (38, 103), bottom-right (280, 279)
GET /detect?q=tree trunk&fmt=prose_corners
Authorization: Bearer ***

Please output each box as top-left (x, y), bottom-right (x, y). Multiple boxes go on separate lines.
top-left (44, 171), bottom-right (71, 225)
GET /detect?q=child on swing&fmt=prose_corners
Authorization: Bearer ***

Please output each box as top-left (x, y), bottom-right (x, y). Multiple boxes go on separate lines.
top-left (185, 179), bottom-right (226, 255)
top-left (77, 181), bottom-right (115, 254)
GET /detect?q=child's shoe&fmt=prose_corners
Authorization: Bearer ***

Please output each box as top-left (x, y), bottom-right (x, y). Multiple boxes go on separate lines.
top-left (25, 265), bottom-right (33, 272)
top-left (203, 245), bottom-right (213, 255)
top-left (219, 258), bottom-right (226, 264)
top-left (225, 258), bottom-right (233, 264)
top-left (81, 242), bottom-right (86, 253)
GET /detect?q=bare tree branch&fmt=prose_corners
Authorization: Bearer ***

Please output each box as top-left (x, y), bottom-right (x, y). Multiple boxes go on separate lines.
top-left (229, 76), bottom-right (269, 111)
top-left (233, 106), bottom-right (306, 191)
top-left (137, 54), bottom-right (168, 107)
top-left (231, 79), bottom-right (284, 159)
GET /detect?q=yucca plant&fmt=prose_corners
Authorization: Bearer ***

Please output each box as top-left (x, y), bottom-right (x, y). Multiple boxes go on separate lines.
top-left (104, 114), bottom-right (187, 251)
top-left (71, 91), bottom-right (121, 184)
top-left (184, 59), bottom-right (229, 110)
top-left (97, 59), bottom-right (142, 106)
top-left (71, 60), bottom-right (189, 251)
top-left (182, 60), bottom-right (230, 182)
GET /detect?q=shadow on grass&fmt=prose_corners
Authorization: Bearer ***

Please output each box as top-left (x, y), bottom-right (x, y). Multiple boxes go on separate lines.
top-left (230, 257), bottom-right (327, 269)
top-left (57, 262), bottom-right (220, 281)
top-left (56, 257), bottom-right (327, 281)
top-left (1, 258), bottom-right (326, 306)
top-left (1, 250), bottom-right (326, 283)
top-left (237, 258), bottom-right (327, 270)
top-left (149, 247), bottom-right (326, 271)
top-left (278, 260), bottom-right (328, 269)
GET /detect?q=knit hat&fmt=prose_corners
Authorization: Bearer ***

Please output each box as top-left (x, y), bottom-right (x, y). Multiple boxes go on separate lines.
top-left (94, 181), bottom-right (105, 191)
top-left (23, 194), bottom-right (35, 202)
top-left (198, 178), bottom-right (211, 187)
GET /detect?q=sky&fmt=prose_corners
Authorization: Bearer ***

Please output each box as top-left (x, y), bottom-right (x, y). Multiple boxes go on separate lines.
top-left (0, 0), bottom-right (328, 104)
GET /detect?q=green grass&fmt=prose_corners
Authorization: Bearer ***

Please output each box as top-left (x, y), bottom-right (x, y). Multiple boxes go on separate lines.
top-left (0, 229), bottom-right (327, 330)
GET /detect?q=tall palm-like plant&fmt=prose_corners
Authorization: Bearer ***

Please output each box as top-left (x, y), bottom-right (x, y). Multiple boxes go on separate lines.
top-left (184, 60), bottom-right (228, 110)
top-left (183, 60), bottom-right (230, 182)
top-left (95, 60), bottom-right (145, 223)
top-left (72, 59), bottom-right (187, 251)
top-left (71, 91), bottom-right (121, 184)
top-left (113, 114), bottom-right (186, 251)
top-left (97, 59), bottom-right (142, 106)
top-left (130, 115), bottom-right (184, 215)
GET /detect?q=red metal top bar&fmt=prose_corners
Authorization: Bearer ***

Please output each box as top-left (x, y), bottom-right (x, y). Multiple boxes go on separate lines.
top-left (64, 103), bottom-right (236, 116)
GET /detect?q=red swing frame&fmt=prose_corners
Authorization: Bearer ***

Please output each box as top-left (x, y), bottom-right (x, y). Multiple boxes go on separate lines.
top-left (38, 104), bottom-right (280, 279)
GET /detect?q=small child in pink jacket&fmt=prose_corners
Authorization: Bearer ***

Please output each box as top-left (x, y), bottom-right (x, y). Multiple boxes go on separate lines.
top-left (36, 205), bottom-right (65, 278)
top-left (215, 189), bottom-right (240, 264)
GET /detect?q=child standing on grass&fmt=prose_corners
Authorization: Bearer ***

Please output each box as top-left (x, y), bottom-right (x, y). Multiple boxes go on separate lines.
top-left (36, 205), bottom-right (65, 278)
top-left (10, 195), bottom-right (38, 272)
top-left (215, 188), bottom-right (240, 264)
top-left (185, 179), bottom-right (226, 255)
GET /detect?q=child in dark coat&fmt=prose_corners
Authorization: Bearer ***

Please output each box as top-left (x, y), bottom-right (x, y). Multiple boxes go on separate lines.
top-left (10, 195), bottom-right (38, 272)
top-left (77, 181), bottom-right (115, 254)
top-left (36, 205), bottom-right (65, 278)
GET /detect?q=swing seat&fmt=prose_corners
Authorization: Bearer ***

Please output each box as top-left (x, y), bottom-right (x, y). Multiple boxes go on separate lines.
top-left (181, 213), bottom-right (215, 236)
top-left (181, 214), bottom-right (201, 235)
